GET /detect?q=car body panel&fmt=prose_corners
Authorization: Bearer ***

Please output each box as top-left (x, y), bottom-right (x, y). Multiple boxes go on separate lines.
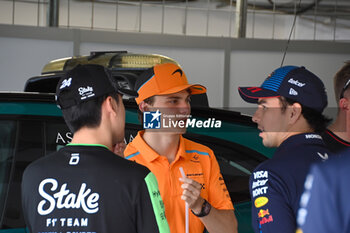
top-left (0, 229), bottom-right (26, 233)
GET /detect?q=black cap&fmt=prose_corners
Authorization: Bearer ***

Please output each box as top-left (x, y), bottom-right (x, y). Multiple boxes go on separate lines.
top-left (238, 66), bottom-right (328, 113)
top-left (56, 64), bottom-right (138, 109)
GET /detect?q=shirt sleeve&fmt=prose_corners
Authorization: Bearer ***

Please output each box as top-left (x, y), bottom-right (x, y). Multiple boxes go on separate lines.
top-left (136, 172), bottom-right (170, 233)
top-left (250, 169), bottom-right (296, 233)
top-left (296, 165), bottom-right (340, 233)
top-left (208, 151), bottom-right (234, 210)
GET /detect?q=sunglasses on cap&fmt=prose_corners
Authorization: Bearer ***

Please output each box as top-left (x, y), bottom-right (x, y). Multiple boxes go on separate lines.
top-left (340, 78), bottom-right (350, 99)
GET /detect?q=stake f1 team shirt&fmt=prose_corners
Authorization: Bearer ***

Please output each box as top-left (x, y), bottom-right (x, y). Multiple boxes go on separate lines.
top-left (21, 144), bottom-right (170, 233)
top-left (124, 131), bottom-right (234, 233)
top-left (250, 133), bottom-right (333, 233)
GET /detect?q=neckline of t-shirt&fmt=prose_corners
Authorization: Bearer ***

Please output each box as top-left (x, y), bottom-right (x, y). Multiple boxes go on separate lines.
top-left (66, 143), bottom-right (109, 150)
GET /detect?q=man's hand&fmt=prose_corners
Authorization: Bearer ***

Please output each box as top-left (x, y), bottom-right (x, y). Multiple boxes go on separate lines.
top-left (179, 176), bottom-right (237, 233)
top-left (179, 177), bottom-right (204, 213)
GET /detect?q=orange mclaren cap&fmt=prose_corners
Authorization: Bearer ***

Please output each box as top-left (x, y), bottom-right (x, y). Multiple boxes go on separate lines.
top-left (134, 63), bottom-right (207, 104)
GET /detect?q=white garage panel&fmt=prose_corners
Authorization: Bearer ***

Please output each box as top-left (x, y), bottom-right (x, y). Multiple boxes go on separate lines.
top-left (0, 37), bottom-right (73, 91)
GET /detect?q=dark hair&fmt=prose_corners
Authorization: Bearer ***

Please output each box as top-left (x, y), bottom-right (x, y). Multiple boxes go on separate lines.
top-left (62, 93), bottom-right (119, 133)
top-left (137, 96), bottom-right (155, 123)
top-left (279, 96), bottom-right (331, 133)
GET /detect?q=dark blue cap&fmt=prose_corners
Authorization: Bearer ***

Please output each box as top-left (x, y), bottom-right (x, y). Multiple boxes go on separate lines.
top-left (238, 66), bottom-right (328, 113)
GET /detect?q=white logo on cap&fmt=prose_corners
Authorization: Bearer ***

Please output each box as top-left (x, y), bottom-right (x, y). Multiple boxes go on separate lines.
top-left (78, 86), bottom-right (95, 100)
top-left (60, 78), bottom-right (72, 89)
top-left (288, 78), bottom-right (305, 87)
top-left (289, 88), bottom-right (298, 96)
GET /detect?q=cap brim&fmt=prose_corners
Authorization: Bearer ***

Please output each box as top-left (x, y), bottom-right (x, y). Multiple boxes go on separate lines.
top-left (238, 87), bottom-right (280, 104)
top-left (118, 88), bottom-right (139, 98)
top-left (158, 84), bottom-right (207, 96)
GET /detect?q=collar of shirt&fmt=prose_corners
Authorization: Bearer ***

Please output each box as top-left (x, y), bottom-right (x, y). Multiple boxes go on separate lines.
top-left (275, 133), bottom-right (325, 156)
top-left (325, 129), bottom-right (350, 146)
top-left (133, 130), bottom-right (187, 163)
top-left (66, 143), bottom-right (109, 150)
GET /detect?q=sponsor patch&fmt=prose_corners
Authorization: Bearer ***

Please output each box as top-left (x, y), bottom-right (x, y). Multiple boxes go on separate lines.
top-left (255, 196), bottom-right (269, 208)
top-left (69, 153), bottom-right (80, 165)
top-left (289, 88), bottom-right (298, 96)
top-left (252, 186), bottom-right (268, 198)
top-left (258, 209), bottom-right (270, 218)
top-left (259, 215), bottom-right (273, 225)
top-left (60, 78), bottom-right (72, 89)
top-left (252, 179), bottom-right (268, 189)
top-left (78, 86), bottom-right (95, 100)
top-left (187, 173), bottom-right (203, 177)
top-left (37, 179), bottom-right (100, 216)
top-left (317, 152), bottom-right (329, 160)
top-left (305, 134), bottom-right (322, 140)
top-left (190, 154), bottom-right (201, 163)
top-left (253, 170), bottom-right (268, 179)
top-left (288, 78), bottom-right (305, 87)
top-left (46, 217), bottom-right (88, 227)
top-left (247, 87), bottom-right (263, 93)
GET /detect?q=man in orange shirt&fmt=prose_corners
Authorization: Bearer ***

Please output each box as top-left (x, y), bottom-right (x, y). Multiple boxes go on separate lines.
top-left (124, 63), bottom-right (237, 233)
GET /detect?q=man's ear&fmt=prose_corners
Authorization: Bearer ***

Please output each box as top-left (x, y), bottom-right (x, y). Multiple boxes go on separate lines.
top-left (339, 98), bottom-right (350, 111)
top-left (290, 102), bottom-right (302, 124)
top-left (104, 96), bottom-right (118, 116)
top-left (139, 101), bottom-right (148, 113)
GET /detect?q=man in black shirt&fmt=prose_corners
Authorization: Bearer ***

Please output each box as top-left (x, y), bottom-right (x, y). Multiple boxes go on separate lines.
top-left (322, 61), bottom-right (350, 153)
top-left (21, 64), bottom-right (170, 233)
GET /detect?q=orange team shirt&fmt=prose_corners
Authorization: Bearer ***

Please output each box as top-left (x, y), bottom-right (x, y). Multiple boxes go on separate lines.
top-left (124, 131), bottom-right (234, 233)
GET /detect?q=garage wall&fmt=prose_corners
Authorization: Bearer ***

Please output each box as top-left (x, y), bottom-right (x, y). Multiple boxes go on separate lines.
top-left (0, 37), bottom-right (73, 91)
top-left (0, 24), bottom-right (349, 113)
top-left (230, 51), bottom-right (350, 109)
top-left (1, 0), bottom-right (350, 40)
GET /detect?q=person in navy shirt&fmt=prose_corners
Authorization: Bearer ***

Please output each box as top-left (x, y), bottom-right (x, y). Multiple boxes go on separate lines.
top-left (297, 150), bottom-right (350, 233)
top-left (238, 66), bottom-right (334, 233)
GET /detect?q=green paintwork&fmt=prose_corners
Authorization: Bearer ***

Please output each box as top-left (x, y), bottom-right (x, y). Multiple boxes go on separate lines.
top-left (0, 228), bottom-right (26, 233)
top-left (0, 102), bottom-right (62, 116)
top-left (235, 202), bottom-right (254, 233)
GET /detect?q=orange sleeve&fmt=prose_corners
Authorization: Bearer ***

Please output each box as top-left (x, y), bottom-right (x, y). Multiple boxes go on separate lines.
top-left (207, 151), bottom-right (234, 210)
